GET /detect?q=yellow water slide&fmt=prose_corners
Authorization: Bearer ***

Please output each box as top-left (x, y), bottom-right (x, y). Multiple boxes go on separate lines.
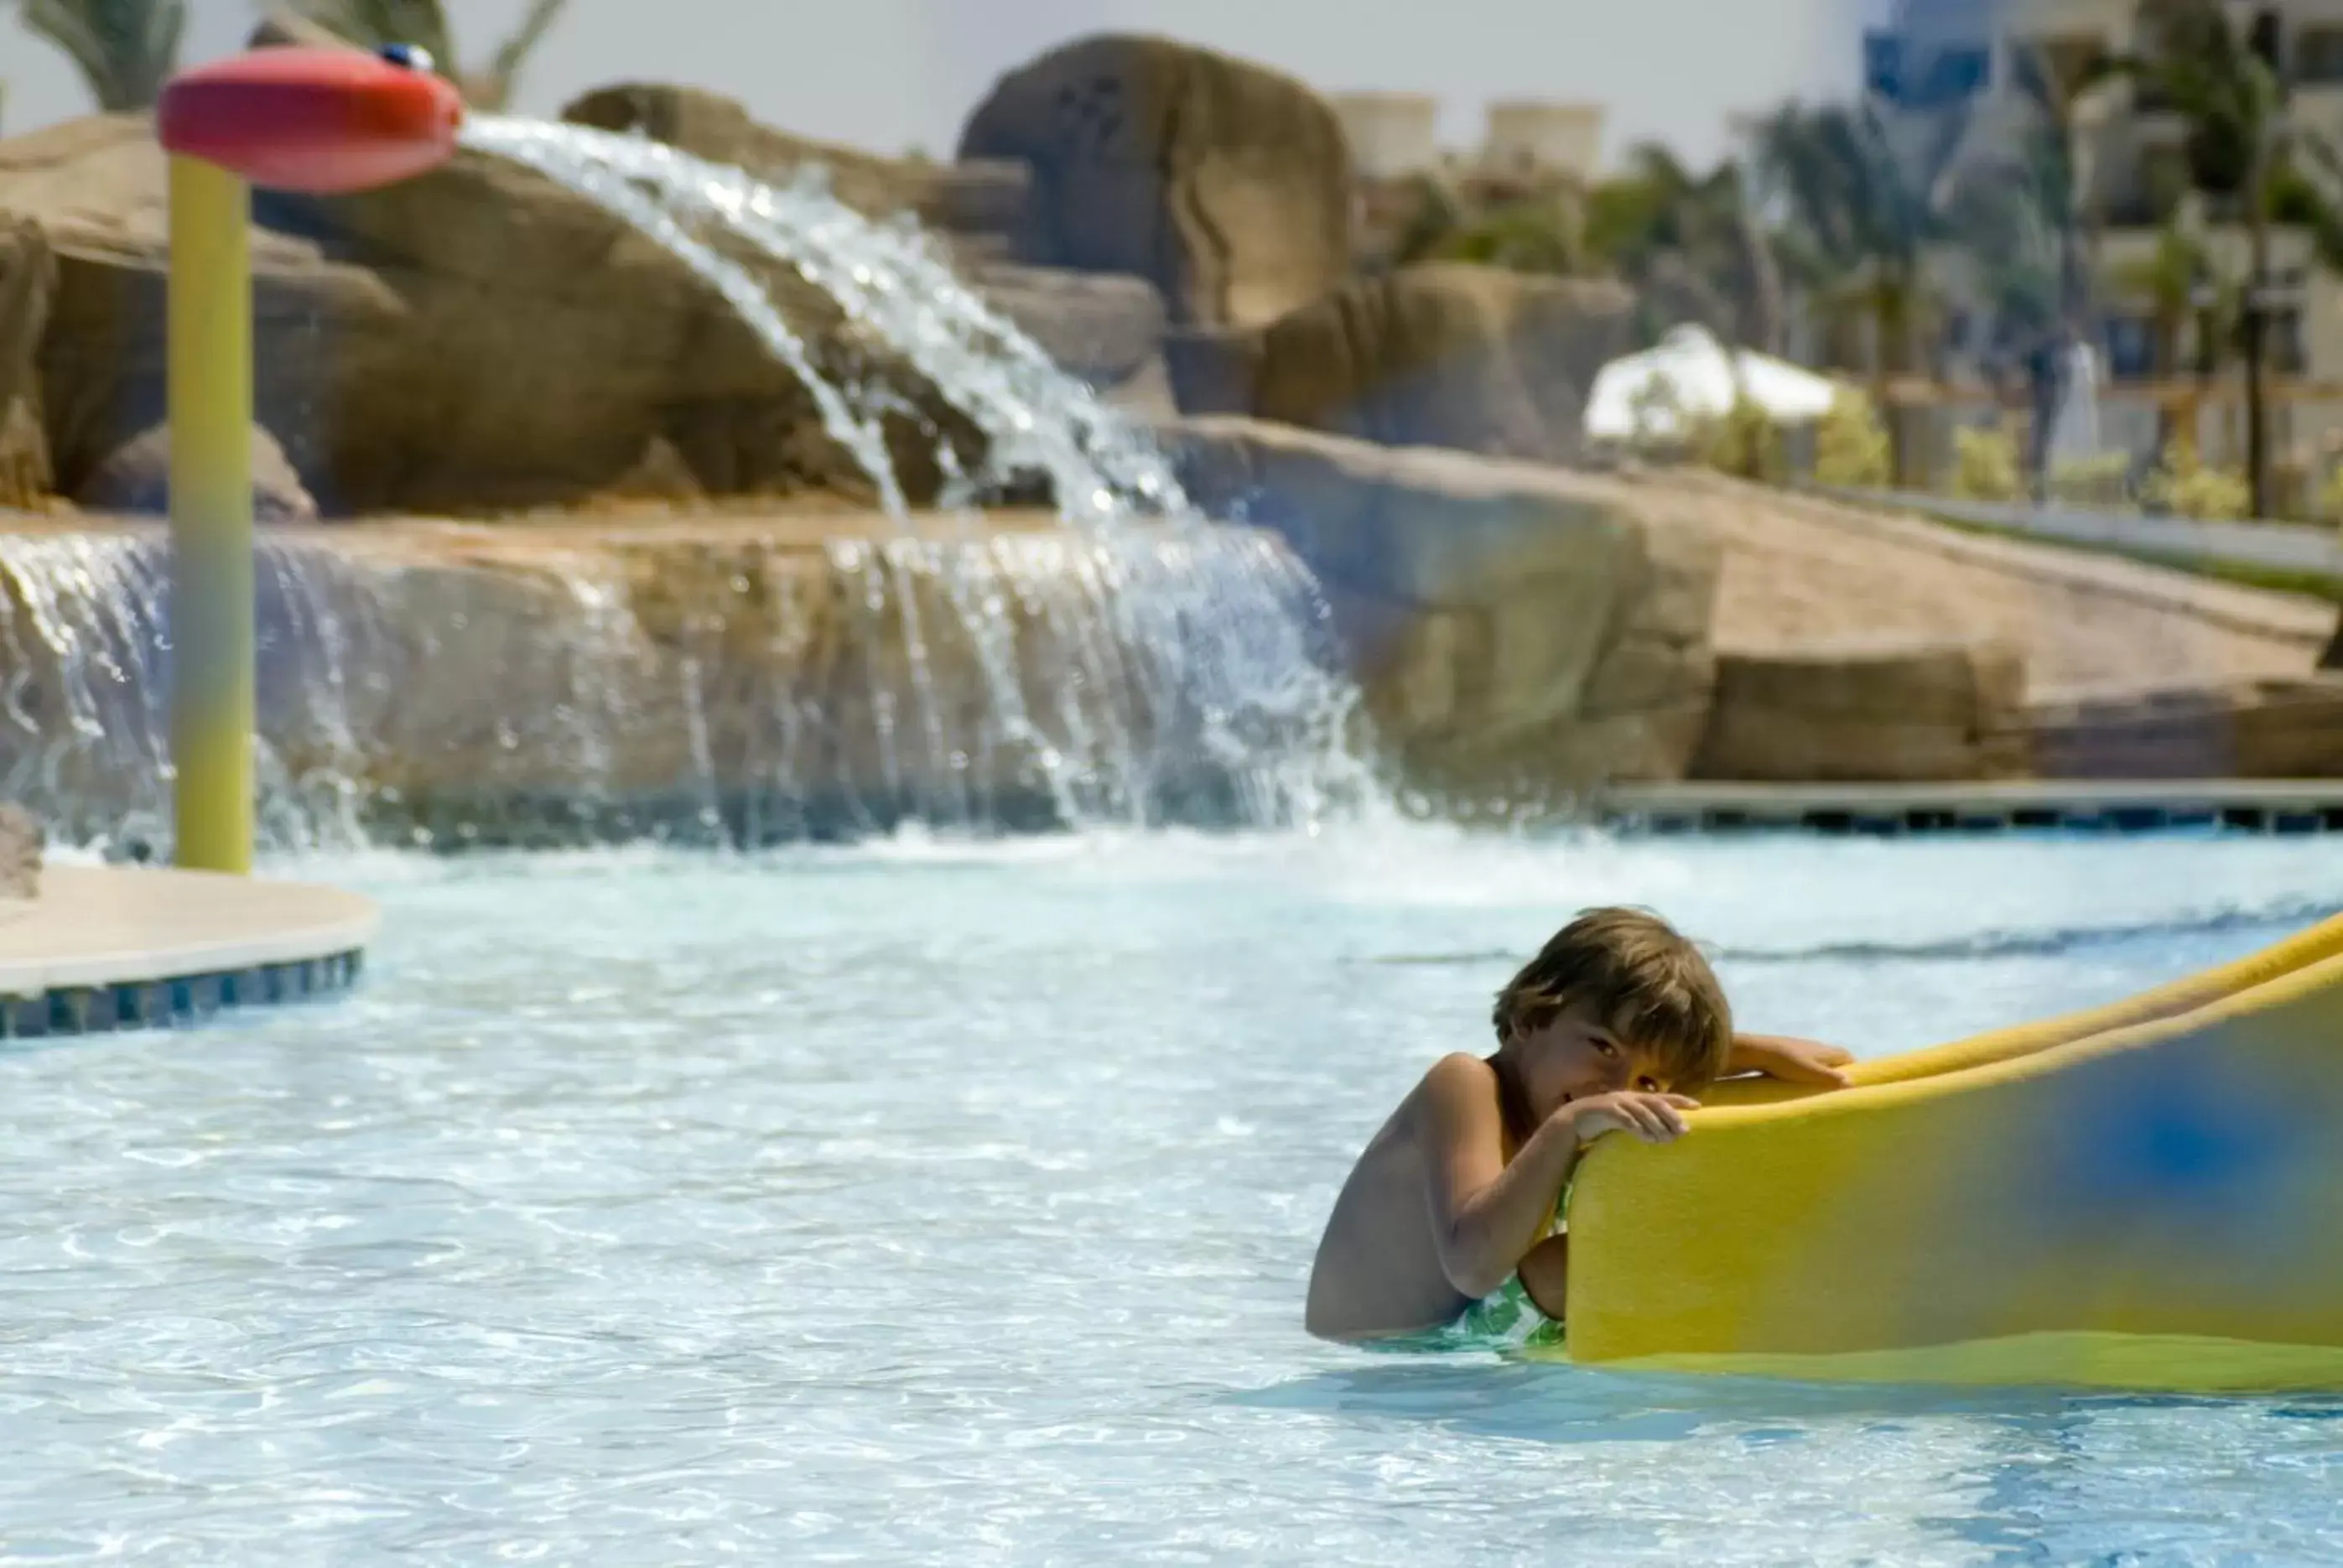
top-left (1551, 913), bottom-right (2343, 1391)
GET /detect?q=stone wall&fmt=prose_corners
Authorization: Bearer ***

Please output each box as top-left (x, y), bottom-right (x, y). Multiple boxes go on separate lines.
top-left (1692, 640), bottom-right (2029, 782)
top-left (2024, 677), bottom-right (2343, 778)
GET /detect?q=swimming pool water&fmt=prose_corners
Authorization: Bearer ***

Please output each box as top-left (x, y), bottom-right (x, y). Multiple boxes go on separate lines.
top-left (8, 827), bottom-right (2343, 1563)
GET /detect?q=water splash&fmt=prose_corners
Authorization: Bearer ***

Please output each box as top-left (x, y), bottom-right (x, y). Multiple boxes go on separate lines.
top-left (459, 116), bottom-right (1360, 828)
top-left (0, 531), bottom-right (397, 855)
top-left (458, 117), bottom-right (1184, 523)
top-left (0, 118), bottom-right (1371, 852)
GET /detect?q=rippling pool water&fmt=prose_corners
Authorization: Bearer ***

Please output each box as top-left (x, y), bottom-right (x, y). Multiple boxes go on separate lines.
top-left (9, 827), bottom-right (2343, 1563)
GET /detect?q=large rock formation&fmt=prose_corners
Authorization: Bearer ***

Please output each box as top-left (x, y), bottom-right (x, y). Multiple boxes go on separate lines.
top-left (958, 34), bottom-right (1353, 330)
top-left (558, 83), bottom-right (1170, 404)
top-left (1691, 639), bottom-right (2029, 781)
top-left (965, 262), bottom-right (1170, 407)
top-left (561, 83), bottom-right (949, 224)
top-left (1162, 416), bottom-right (1720, 803)
top-left (2, 113), bottom-right (981, 517)
top-left (0, 217), bottom-right (52, 510)
top-left (1167, 265), bottom-right (1634, 467)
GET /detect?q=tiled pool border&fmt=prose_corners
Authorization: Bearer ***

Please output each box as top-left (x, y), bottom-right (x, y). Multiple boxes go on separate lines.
top-left (1595, 781), bottom-right (2343, 839)
top-left (2, 949), bottom-right (366, 1040)
top-left (1603, 804), bottom-right (2343, 837)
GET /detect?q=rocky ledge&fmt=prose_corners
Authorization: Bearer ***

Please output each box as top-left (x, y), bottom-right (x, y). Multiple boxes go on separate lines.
top-left (0, 464), bottom-right (1718, 844)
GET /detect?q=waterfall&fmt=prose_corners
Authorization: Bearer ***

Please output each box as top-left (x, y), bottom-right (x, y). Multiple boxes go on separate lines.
top-left (0, 522), bottom-right (1359, 854)
top-left (0, 120), bottom-right (1369, 852)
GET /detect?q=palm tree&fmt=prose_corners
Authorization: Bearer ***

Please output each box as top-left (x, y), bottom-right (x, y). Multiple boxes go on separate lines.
top-left (8, 0), bottom-right (184, 111)
top-left (1753, 99), bottom-right (1957, 485)
top-left (1586, 144), bottom-right (1781, 351)
top-left (1940, 42), bottom-right (2101, 492)
top-left (2112, 221), bottom-right (2213, 379)
top-left (1753, 99), bottom-right (1949, 384)
top-left (2105, 0), bottom-right (2343, 519)
top-left (1386, 172), bottom-right (1467, 268)
top-left (275, 0), bottom-right (569, 111)
top-left (1393, 179), bottom-right (1587, 276)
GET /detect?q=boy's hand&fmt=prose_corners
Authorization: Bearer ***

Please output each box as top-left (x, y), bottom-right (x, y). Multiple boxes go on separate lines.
top-left (1733, 1035), bottom-right (1854, 1088)
top-left (1561, 1090), bottom-right (1700, 1146)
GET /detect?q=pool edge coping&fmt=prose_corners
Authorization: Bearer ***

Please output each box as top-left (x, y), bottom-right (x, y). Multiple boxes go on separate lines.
top-left (0, 867), bottom-right (378, 1039)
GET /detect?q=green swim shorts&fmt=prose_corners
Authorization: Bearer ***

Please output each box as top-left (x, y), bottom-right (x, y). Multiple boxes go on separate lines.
top-left (1452, 1274), bottom-right (1566, 1351)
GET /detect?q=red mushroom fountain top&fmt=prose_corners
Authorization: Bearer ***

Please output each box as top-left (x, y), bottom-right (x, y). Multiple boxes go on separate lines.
top-left (157, 45), bottom-right (465, 195)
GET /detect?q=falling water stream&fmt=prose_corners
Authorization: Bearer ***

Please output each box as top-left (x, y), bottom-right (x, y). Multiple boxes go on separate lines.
top-left (0, 117), bottom-right (1366, 853)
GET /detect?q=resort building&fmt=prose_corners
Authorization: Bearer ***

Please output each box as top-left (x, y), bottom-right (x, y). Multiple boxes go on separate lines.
top-left (1330, 93), bottom-right (1608, 267)
top-left (1862, 0), bottom-right (2343, 386)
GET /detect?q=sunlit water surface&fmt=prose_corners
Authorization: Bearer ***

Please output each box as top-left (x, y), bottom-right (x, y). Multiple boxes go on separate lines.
top-left (8, 827), bottom-right (2343, 1564)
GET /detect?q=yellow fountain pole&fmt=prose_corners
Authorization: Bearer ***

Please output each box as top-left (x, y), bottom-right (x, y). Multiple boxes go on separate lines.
top-left (158, 46), bottom-right (459, 873)
top-left (167, 153), bottom-right (256, 875)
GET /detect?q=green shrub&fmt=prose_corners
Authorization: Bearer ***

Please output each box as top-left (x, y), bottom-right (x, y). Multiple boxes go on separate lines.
top-left (2142, 438), bottom-right (2251, 520)
top-left (1694, 395), bottom-right (1784, 483)
top-left (1951, 424), bottom-right (2023, 501)
top-left (2045, 453), bottom-right (2133, 509)
top-left (1813, 390), bottom-right (1891, 488)
top-left (2315, 464), bottom-right (2343, 524)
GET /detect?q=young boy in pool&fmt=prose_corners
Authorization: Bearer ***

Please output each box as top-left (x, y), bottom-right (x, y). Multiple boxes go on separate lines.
top-left (1305, 906), bottom-right (1852, 1342)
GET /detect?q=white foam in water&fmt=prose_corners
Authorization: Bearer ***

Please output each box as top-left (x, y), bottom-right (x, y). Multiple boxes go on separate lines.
top-left (0, 118), bottom-right (1372, 852)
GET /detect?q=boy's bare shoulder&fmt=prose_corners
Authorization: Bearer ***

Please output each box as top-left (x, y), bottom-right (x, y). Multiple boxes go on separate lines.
top-left (1420, 1052), bottom-right (1495, 1096)
top-left (1359, 1057), bottom-right (1494, 1155)
top-left (1409, 1052), bottom-right (1500, 1123)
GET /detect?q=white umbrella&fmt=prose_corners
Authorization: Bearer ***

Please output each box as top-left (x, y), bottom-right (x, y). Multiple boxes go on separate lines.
top-left (1584, 325), bottom-right (1847, 443)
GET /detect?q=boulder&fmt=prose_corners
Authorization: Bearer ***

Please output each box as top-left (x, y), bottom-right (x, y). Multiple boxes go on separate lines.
top-left (1691, 639), bottom-right (2029, 782)
top-left (1168, 264), bottom-right (1634, 467)
top-left (0, 217), bottom-right (54, 509)
top-left (561, 83), bottom-right (938, 221)
top-left (75, 423), bottom-right (319, 522)
top-left (2025, 676), bottom-right (2343, 778)
top-left (965, 262), bottom-right (1166, 396)
top-left (958, 34), bottom-right (1353, 329)
top-left (926, 160), bottom-right (1033, 245)
top-left (1164, 415), bottom-right (1720, 802)
top-left (561, 84), bottom-right (1042, 247)
top-left (0, 803), bottom-right (37, 899)
top-left (557, 86), bottom-right (1151, 394)
top-left (5, 113), bottom-right (979, 517)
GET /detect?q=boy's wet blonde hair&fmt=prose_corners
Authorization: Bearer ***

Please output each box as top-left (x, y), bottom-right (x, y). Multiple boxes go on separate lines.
top-left (1492, 907), bottom-right (1733, 1092)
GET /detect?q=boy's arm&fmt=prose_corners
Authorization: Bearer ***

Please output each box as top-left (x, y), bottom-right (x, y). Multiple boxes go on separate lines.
top-left (1727, 1033), bottom-right (1853, 1087)
top-left (1411, 1056), bottom-right (1692, 1299)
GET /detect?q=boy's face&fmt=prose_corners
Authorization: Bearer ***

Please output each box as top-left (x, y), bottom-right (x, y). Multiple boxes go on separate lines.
top-left (1507, 999), bottom-right (1676, 1123)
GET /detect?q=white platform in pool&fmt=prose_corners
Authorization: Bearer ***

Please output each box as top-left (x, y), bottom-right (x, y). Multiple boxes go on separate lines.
top-left (0, 868), bottom-right (377, 1035)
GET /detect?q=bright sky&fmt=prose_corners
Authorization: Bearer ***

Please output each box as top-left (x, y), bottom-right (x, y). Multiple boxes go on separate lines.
top-left (5, 0), bottom-right (1888, 171)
